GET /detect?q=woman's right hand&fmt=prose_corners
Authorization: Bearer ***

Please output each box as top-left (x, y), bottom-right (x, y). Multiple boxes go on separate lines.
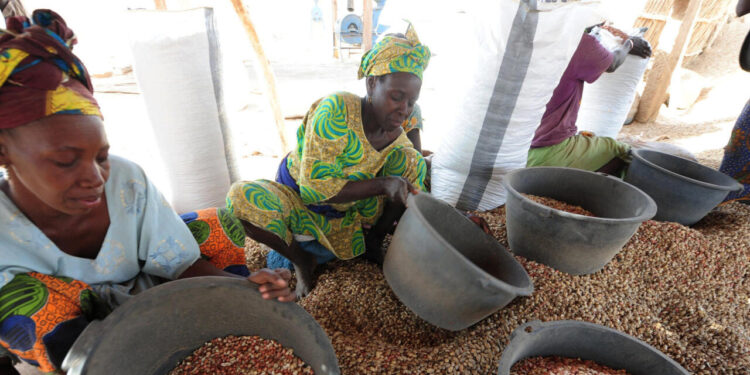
top-left (628, 36), bottom-right (652, 58)
top-left (248, 268), bottom-right (295, 302)
top-left (381, 176), bottom-right (419, 206)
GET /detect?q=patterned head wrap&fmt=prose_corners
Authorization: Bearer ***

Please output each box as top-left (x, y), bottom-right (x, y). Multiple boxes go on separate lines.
top-left (0, 9), bottom-right (101, 130)
top-left (357, 22), bottom-right (430, 80)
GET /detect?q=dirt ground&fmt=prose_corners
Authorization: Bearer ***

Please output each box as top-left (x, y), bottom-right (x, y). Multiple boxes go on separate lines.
top-left (620, 16), bottom-right (750, 169)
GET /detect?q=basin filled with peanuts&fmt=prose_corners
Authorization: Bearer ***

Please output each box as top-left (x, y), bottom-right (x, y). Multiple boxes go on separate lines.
top-left (502, 167), bottom-right (657, 275)
top-left (238, 191), bottom-right (749, 373)
top-left (62, 277), bottom-right (340, 375)
top-left (625, 148), bottom-right (743, 225)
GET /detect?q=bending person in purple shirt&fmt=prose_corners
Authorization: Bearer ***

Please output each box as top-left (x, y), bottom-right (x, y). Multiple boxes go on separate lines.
top-left (527, 24), bottom-right (651, 175)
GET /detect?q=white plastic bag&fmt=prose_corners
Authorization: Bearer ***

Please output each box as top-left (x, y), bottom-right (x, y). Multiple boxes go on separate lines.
top-left (129, 8), bottom-right (238, 214)
top-left (577, 26), bottom-right (650, 138)
top-left (431, 0), bottom-right (604, 211)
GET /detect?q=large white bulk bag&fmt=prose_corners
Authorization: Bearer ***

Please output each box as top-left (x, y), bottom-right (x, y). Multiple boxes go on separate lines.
top-left (129, 8), bottom-right (239, 214)
top-left (577, 27), bottom-right (650, 138)
top-left (431, 0), bottom-right (604, 211)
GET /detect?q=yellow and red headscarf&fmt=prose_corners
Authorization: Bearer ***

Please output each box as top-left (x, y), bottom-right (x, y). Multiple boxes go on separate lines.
top-left (0, 9), bottom-right (101, 129)
top-left (357, 22), bottom-right (431, 80)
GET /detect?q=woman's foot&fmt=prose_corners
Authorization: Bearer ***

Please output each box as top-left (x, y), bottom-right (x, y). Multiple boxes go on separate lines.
top-left (240, 220), bottom-right (318, 298)
top-left (363, 232), bottom-right (386, 266)
top-left (291, 248), bottom-right (317, 298)
top-left (0, 357), bottom-right (20, 375)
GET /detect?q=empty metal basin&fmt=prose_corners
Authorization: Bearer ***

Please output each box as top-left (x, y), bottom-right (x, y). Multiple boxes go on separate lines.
top-left (625, 148), bottom-right (743, 225)
top-left (62, 277), bottom-right (340, 375)
top-left (383, 193), bottom-right (533, 331)
top-left (503, 167), bottom-right (657, 275)
top-left (498, 320), bottom-right (689, 375)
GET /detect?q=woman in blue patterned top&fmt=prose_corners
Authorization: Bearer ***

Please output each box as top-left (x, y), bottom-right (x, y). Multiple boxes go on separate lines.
top-left (0, 10), bottom-right (293, 374)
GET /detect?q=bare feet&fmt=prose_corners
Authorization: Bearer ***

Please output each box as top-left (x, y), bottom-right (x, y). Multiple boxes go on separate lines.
top-left (292, 265), bottom-right (314, 298)
top-left (363, 232), bottom-right (386, 266)
top-left (240, 220), bottom-right (318, 298)
top-left (0, 357), bottom-right (20, 375)
top-left (292, 250), bottom-right (318, 298)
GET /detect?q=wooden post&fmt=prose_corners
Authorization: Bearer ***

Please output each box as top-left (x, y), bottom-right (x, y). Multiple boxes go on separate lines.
top-left (636, 0), bottom-right (702, 123)
top-left (362, 0), bottom-right (372, 52)
top-left (230, 0), bottom-right (290, 153)
top-left (332, 0), bottom-right (339, 59)
top-left (154, 0), bottom-right (167, 10)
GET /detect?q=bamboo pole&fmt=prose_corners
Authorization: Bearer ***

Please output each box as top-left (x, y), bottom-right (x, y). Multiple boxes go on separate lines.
top-left (230, 0), bottom-right (289, 153)
top-left (362, 0), bottom-right (372, 52)
top-left (332, 0), bottom-right (339, 59)
top-left (636, 0), bottom-right (702, 123)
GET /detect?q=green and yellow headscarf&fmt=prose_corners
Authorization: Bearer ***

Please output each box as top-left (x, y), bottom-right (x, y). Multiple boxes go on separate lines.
top-left (357, 22), bottom-right (431, 80)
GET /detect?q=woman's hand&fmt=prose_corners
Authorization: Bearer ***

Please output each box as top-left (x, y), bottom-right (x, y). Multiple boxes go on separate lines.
top-left (381, 176), bottom-right (419, 206)
top-left (248, 268), bottom-right (295, 302)
top-left (628, 36), bottom-right (652, 58)
top-left (325, 176), bottom-right (419, 205)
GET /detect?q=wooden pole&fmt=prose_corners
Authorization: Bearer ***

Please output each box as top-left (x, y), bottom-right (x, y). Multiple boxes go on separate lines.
top-left (154, 0), bottom-right (167, 10)
top-left (230, 0), bottom-right (290, 153)
top-left (636, 0), bottom-right (702, 123)
top-left (332, 0), bottom-right (339, 59)
top-left (362, 0), bottom-right (372, 52)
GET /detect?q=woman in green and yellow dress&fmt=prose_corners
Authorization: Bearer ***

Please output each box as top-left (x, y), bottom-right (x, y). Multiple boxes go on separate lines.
top-left (227, 24), bottom-right (430, 297)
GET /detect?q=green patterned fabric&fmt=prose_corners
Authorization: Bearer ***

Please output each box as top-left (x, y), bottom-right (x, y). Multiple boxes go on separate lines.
top-left (227, 92), bottom-right (425, 259)
top-left (526, 134), bottom-right (631, 171)
top-left (357, 22), bottom-right (431, 80)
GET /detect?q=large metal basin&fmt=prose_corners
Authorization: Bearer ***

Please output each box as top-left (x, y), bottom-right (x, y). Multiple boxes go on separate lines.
top-left (383, 193), bottom-right (533, 331)
top-left (503, 167), bottom-right (656, 275)
top-left (625, 148), bottom-right (743, 225)
top-left (62, 277), bottom-right (340, 375)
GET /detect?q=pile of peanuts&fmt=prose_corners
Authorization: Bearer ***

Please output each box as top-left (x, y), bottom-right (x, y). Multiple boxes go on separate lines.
top-left (522, 194), bottom-right (596, 216)
top-left (169, 335), bottom-right (313, 375)
top-left (243, 202), bottom-right (749, 374)
top-left (511, 356), bottom-right (629, 375)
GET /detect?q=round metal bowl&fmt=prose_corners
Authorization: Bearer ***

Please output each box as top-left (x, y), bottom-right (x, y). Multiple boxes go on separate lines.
top-left (384, 193), bottom-right (533, 331)
top-left (503, 167), bottom-right (657, 275)
top-left (62, 277), bottom-right (340, 375)
top-left (625, 148), bottom-right (743, 226)
top-left (497, 320), bottom-right (690, 375)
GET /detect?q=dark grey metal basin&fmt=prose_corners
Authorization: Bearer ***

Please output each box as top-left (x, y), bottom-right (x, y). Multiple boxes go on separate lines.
top-left (62, 277), bottom-right (339, 375)
top-left (498, 320), bottom-right (690, 375)
top-left (503, 167), bottom-right (657, 275)
top-left (625, 148), bottom-right (743, 225)
top-left (384, 193), bottom-right (533, 331)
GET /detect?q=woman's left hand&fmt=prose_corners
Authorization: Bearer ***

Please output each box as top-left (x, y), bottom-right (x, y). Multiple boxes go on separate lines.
top-left (248, 268), bottom-right (296, 302)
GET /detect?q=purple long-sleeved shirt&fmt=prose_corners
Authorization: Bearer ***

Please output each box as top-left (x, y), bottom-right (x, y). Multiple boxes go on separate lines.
top-left (530, 33), bottom-right (614, 148)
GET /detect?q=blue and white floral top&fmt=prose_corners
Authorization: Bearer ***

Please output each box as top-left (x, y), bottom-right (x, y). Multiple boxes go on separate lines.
top-left (0, 155), bottom-right (200, 302)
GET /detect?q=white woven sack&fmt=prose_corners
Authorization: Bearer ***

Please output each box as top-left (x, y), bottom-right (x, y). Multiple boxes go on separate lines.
top-left (129, 8), bottom-right (238, 214)
top-left (577, 51), bottom-right (649, 138)
top-left (431, 0), bottom-right (603, 211)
